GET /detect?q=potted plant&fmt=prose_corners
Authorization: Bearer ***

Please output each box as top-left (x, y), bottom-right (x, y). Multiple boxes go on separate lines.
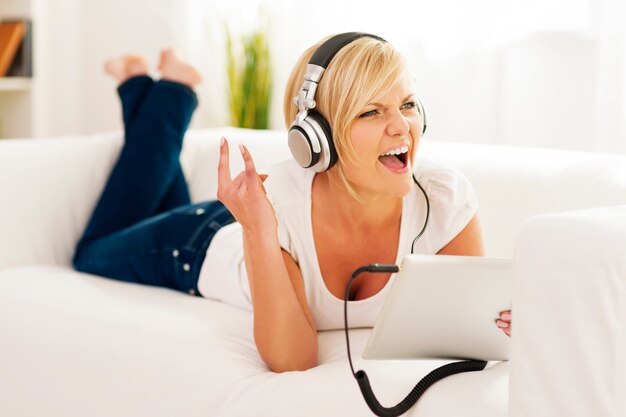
top-left (225, 23), bottom-right (272, 129)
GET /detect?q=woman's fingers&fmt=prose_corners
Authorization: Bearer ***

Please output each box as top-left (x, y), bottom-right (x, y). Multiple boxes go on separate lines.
top-left (231, 171), bottom-right (246, 190)
top-left (219, 142), bottom-right (268, 204)
top-left (503, 322), bottom-right (511, 337)
top-left (239, 144), bottom-right (259, 183)
top-left (496, 319), bottom-right (509, 328)
top-left (495, 310), bottom-right (512, 337)
top-left (258, 174), bottom-right (269, 194)
top-left (495, 319), bottom-right (512, 337)
top-left (217, 137), bottom-right (232, 192)
top-left (500, 310), bottom-right (512, 321)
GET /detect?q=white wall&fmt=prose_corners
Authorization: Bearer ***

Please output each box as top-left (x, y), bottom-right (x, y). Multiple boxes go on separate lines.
top-left (33, 0), bottom-right (213, 136)
top-left (500, 32), bottom-right (597, 150)
top-left (34, 0), bottom-right (82, 138)
top-left (33, 0), bottom-right (626, 155)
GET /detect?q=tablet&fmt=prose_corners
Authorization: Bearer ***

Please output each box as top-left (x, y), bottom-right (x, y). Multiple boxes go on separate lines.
top-left (362, 254), bottom-right (513, 361)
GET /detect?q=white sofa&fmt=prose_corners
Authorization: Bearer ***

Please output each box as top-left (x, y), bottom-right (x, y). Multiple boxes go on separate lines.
top-left (1, 127), bottom-right (625, 417)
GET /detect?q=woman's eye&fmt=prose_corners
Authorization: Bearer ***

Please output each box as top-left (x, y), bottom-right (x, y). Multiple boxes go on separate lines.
top-left (359, 109), bottom-right (379, 118)
top-left (401, 101), bottom-right (417, 110)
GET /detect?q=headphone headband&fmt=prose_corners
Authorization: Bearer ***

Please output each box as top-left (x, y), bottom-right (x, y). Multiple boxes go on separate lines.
top-left (309, 32), bottom-right (386, 68)
top-left (294, 33), bottom-right (386, 115)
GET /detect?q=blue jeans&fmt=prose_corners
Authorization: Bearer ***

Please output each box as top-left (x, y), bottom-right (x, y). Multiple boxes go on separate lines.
top-left (73, 76), bottom-right (235, 295)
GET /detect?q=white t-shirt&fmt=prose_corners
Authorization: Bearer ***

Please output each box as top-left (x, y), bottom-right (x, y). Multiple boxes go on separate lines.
top-left (197, 158), bottom-right (478, 331)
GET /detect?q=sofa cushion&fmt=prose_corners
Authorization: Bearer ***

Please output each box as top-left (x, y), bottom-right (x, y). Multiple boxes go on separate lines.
top-left (0, 266), bottom-right (509, 417)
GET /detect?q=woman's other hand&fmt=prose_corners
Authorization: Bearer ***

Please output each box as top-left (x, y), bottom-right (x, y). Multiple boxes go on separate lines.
top-left (495, 310), bottom-right (512, 337)
top-left (217, 137), bottom-right (276, 233)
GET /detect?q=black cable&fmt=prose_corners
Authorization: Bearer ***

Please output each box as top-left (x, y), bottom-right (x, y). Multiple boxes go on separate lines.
top-left (344, 265), bottom-right (488, 417)
top-left (343, 177), bottom-right (485, 417)
top-left (355, 359), bottom-right (487, 417)
top-left (410, 174), bottom-right (430, 254)
top-left (344, 265), bottom-right (399, 376)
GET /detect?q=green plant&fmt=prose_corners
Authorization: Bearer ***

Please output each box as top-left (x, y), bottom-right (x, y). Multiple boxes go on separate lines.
top-left (226, 25), bottom-right (272, 129)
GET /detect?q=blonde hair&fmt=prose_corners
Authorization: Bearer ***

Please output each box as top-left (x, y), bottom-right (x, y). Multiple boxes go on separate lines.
top-left (283, 35), bottom-right (408, 201)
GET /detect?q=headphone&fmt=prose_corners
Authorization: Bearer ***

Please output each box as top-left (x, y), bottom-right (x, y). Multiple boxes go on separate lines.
top-left (288, 32), bottom-right (427, 172)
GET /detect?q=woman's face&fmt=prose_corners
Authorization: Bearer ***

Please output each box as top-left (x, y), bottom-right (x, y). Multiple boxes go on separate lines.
top-left (344, 76), bottom-right (424, 199)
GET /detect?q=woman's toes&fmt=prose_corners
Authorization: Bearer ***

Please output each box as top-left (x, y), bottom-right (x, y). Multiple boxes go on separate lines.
top-left (158, 48), bottom-right (177, 69)
top-left (104, 55), bottom-right (148, 83)
top-left (103, 57), bottom-right (127, 81)
top-left (125, 55), bottom-right (148, 78)
top-left (159, 48), bottom-right (203, 87)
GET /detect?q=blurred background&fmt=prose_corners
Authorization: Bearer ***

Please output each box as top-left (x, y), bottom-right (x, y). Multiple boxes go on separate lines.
top-left (0, 0), bottom-right (625, 155)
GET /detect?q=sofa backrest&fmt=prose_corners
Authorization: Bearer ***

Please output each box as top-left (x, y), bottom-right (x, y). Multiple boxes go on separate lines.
top-left (420, 140), bottom-right (626, 256)
top-left (0, 128), bottom-right (291, 268)
top-left (2, 127), bottom-right (626, 268)
top-left (1, 133), bottom-right (122, 268)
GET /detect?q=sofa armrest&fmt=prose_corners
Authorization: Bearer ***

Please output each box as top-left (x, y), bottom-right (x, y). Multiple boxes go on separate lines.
top-left (509, 206), bottom-right (626, 417)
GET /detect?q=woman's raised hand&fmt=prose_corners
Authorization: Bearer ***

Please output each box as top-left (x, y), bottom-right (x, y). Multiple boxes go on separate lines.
top-left (217, 137), bottom-right (276, 233)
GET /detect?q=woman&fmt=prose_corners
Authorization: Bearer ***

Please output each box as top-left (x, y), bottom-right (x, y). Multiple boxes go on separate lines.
top-left (73, 35), bottom-right (512, 374)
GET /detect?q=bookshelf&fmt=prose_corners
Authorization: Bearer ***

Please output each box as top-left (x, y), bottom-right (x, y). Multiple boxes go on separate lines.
top-left (0, 0), bottom-right (36, 138)
top-left (0, 76), bottom-right (31, 91)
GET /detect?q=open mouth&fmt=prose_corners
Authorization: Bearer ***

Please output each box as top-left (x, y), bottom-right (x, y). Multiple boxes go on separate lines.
top-left (378, 145), bottom-right (409, 173)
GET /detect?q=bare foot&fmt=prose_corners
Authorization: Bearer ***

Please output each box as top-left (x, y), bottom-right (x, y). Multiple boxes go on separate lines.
top-left (158, 49), bottom-right (203, 87)
top-left (104, 55), bottom-right (148, 83)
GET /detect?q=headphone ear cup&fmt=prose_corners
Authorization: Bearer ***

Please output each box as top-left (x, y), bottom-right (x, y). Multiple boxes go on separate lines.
top-left (307, 111), bottom-right (338, 171)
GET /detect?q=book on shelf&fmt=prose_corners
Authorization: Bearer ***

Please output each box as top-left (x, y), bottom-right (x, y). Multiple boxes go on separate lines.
top-left (7, 20), bottom-right (32, 77)
top-left (0, 20), bottom-right (27, 77)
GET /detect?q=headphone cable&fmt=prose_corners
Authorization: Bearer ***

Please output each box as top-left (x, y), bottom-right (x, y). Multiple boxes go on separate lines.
top-left (344, 265), bottom-right (487, 417)
top-left (344, 175), bottom-right (486, 417)
top-left (410, 174), bottom-right (430, 254)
